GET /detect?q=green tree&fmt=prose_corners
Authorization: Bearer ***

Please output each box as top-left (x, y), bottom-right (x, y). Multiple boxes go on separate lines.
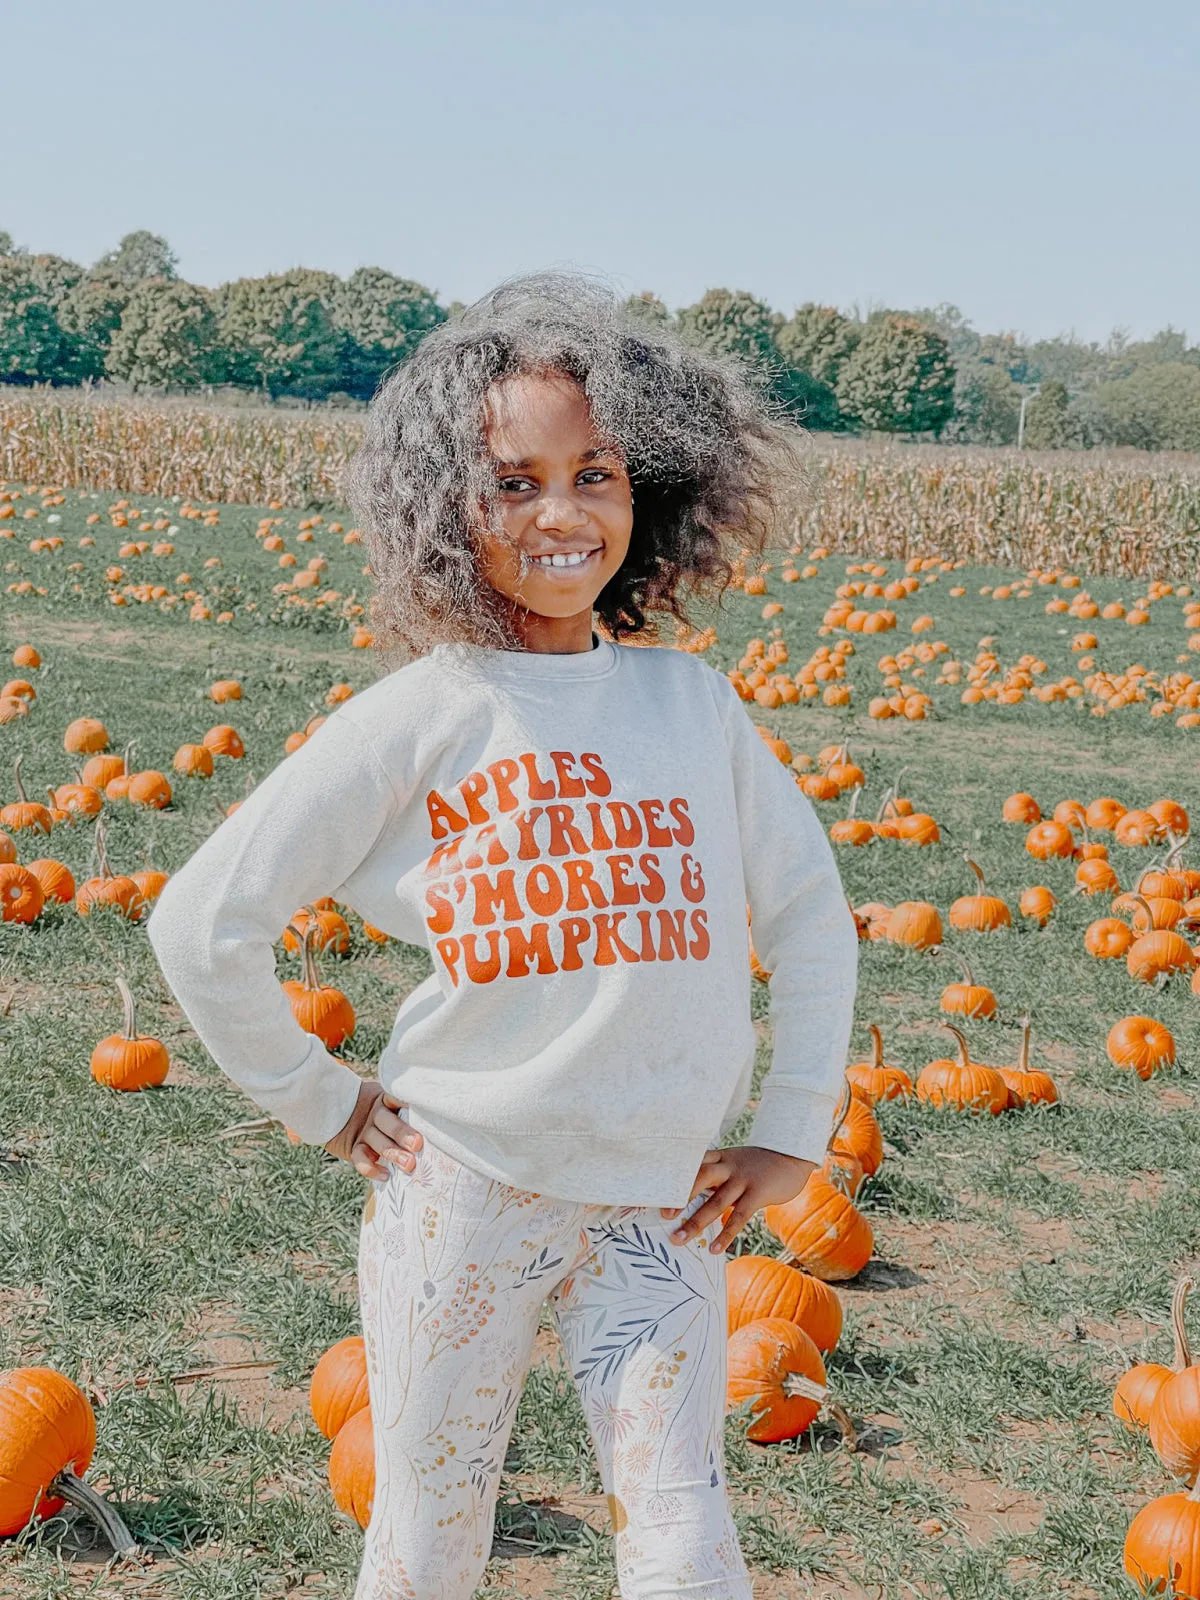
top-left (95, 230), bottom-right (179, 282)
top-left (0, 231), bottom-right (17, 256)
top-left (331, 268), bottom-right (446, 398)
top-left (946, 361), bottom-right (1022, 445)
top-left (676, 288), bottom-right (779, 370)
top-left (0, 253), bottom-right (84, 383)
top-left (106, 278), bottom-right (219, 391)
top-left (623, 291), bottom-right (671, 327)
top-left (214, 270), bottom-right (347, 399)
top-left (835, 315), bottom-right (955, 435)
top-left (775, 304), bottom-right (860, 388)
top-left (58, 269), bottom-right (134, 380)
top-left (1022, 379), bottom-right (1076, 448)
top-left (1082, 364), bottom-right (1200, 452)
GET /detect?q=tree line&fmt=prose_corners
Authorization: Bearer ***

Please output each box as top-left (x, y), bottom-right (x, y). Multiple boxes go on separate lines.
top-left (2, 229), bottom-right (1198, 452)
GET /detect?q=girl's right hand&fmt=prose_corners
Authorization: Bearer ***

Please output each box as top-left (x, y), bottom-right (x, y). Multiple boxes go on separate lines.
top-left (324, 1081), bottom-right (424, 1179)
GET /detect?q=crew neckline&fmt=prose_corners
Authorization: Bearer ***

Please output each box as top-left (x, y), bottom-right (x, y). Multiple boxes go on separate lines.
top-left (432, 635), bottom-right (620, 681)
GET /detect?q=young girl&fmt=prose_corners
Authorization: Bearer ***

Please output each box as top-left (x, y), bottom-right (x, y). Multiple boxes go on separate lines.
top-left (147, 273), bottom-right (858, 1600)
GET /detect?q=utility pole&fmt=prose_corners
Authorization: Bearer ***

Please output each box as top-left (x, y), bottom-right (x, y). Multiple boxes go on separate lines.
top-left (1017, 385), bottom-right (1040, 450)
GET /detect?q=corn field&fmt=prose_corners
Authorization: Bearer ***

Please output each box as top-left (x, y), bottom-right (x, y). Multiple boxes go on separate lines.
top-left (3, 388), bottom-right (1200, 576)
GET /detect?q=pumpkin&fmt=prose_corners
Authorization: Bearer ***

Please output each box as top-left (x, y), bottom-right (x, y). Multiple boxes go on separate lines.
top-left (80, 749), bottom-right (127, 789)
top-left (763, 1174), bottom-right (874, 1282)
top-left (1019, 885), bottom-right (1057, 925)
top-left (90, 976), bottom-right (169, 1091)
top-left (130, 868), bottom-right (169, 909)
top-left (310, 1336), bottom-right (370, 1439)
top-left (1115, 1276), bottom-right (1195, 1432)
top-left (820, 1144), bottom-right (864, 1199)
top-left (62, 717), bottom-right (110, 755)
top-left (203, 724), bottom-right (244, 759)
top-left (328, 1403), bottom-right (374, 1528)
top-left (282, 904), bottom-right (351, 957)
top-left (1085, 796), bottom-right (1127, 833)
top-left (1106, 1015), bottom-right (1175, 1079)
top-left (0, 831), bottom-right (15, 864)
top-left (726, 1318), bottom-right (854, 1446)
top-left (855, 901), bottom-right (892, 941)
top-left (1025, 819), bottom-right (1075, 860)
top-left (51, 775), bottom-right (103, 820)
top-left (1002, 792), bottom-right (1041, 824)
top-left (25, 858), bottom-right (75, 905)
top-left (824, 746), bottom-right (864, 791)
top-left (845, 1024), bottom-right (912, 1104)
top-left (1150, 799), bottom-right (1190, 839)
top-left (1074, 856), bottom-right (1120, 895)
top-left (0, 863), bottom-right (44, 925)
top-left (1123, 1480), bottom-right (1200, 1598)
top-left (915, 1025), bottom-right (1009, 1115)
top-left (828, 1083), bottom-right (883, 1177)
top-left (1085, 917), bottom-right (1134, 960)
top-left (283, 921), bottom-right (356, 1048)
top-left (1053, 799), bottom-right (1087, 829)
top-left (75, 820), bottom-right (144, 920)
top-left (896, 811), bottom-right (940, 846)
top-left (0, 755), bottom-right (53, 836)
top-left (725, 1256), bottom-right (843, 1352)
top-left (1116, 809), bottom-right (1162, 848)
top-left (1139, 864), bottom-right (1189, 903)
top-left (127, 770), bottom-right (172, 809)
top-left (0, 1367), bottom-right (137, 1554)
top-left (829, 789), bottom-right (875, 847)
top-left (997, 1017), bottom-right (1059, 1108)
top-left (948, 858), bottom-right (1011, 932)
top-left (209, 679), bottom-right (243, 703)
top-left (172, 742), bottom-right (214, 778)
top-left (883, 900), bottom-right (943, 950)
top-left (1151, 1278), bottom-right (1200, 1487)
top-left (938, 950), bottom-right (997, 1019)
top-left (1126, 915), bottom-right (1194, 983)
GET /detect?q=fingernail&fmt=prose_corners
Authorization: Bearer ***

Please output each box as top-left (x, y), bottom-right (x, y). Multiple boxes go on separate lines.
top-left (670, 1229), bottom-right (686, 1244)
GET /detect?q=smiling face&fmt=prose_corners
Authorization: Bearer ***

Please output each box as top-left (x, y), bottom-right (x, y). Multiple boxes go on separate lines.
top-left (476, 372), bottom-right (634, 653)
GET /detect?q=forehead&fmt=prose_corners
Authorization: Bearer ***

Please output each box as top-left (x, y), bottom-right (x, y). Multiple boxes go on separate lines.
top-left (483, 373), bottom-right (602, 460)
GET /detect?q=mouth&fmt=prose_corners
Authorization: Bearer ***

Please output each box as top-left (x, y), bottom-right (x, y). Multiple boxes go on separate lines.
top-left (525, 547), bottom-right (602, 573)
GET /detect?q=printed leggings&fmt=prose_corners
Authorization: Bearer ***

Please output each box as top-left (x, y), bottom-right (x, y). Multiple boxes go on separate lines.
top-left (354, 1138), bottom-right (752, 1600)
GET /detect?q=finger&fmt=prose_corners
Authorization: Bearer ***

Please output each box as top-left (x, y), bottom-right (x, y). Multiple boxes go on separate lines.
top-left (659, 1207), bottom-right (682, 1219)
top-left (670, 1179), bottom-right (747, 1244)
top-left (709, 1196), bottom-right (758, 1255)
top-left (360, 1124), bottom-right (418, 1169)
top-left (350, 1141), bottom-right (390, 1180)
top-left (686, 1155), bottom-right (733, 1204)
top-left (371, 1108), bottom-right (423, 1149)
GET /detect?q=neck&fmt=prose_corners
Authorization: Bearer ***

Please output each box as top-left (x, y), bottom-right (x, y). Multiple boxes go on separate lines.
top-left (506, 606), bottom-right (596, 655)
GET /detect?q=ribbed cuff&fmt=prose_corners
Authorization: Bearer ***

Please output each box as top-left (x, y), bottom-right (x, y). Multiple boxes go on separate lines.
top-left (748, 1085), bottom-right (840, 1167)
top-left (250, 1037), bottom-right (366, 1145)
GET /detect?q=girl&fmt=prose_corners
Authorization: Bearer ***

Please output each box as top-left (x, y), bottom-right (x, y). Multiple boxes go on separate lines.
top-left (147, 273), bottom-right (858, 1600)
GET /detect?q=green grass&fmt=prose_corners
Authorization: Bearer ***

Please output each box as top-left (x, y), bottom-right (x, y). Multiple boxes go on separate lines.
top-left (3, 487), bottom-right (1200, 1597)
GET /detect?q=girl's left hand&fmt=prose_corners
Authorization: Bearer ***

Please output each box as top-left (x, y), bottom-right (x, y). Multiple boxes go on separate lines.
top-left (661, 1146), bottom-right (816, 1254)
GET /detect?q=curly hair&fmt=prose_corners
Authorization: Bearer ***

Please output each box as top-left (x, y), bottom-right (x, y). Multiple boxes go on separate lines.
top-left (346, 271), bottom-right (806, 660)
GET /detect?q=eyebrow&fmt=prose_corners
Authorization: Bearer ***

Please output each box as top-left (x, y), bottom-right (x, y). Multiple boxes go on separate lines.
top-left (494, 448), bottom-right (617, 471)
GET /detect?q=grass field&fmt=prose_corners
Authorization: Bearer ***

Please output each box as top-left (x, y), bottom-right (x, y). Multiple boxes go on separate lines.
top-left (2, 484), bottom-right (1200, 1598)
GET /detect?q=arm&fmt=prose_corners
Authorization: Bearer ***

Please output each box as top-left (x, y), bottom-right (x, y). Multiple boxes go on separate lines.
top-left (146, 710), bottom-right (400, 1144)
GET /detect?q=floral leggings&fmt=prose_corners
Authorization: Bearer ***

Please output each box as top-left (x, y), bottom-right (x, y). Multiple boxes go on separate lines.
top-left (355, 1138), bottom-right (752, 1600)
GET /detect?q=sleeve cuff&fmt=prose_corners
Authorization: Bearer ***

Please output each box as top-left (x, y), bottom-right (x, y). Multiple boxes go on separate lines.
top-left (748, 1086), bottom-right (841, 1167)
top-left (249, 1036), bottom-right (366, 1146)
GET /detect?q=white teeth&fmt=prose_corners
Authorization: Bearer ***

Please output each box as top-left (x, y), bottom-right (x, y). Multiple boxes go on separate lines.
top-left (533, 550), bottom-right (592, 568)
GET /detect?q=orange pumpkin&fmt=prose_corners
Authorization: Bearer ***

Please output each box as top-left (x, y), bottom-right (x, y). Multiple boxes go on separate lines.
top-left (845, 1024), bottom-right (912, 1104)
top-left (310, 1336), bottom-right (370, 1440)
top-left (0, 863), bottom-right (44, 925)
top-left (0, 755), bottom-right (53, 836)
top-left (283, 921), bottom-right (356, 1049)
top-left (1085, 917), bottom-right (1134, 960)
top-left (0, 1367), bottom-right (137, 1554)
top-left (949, 858), bottom-right (1011, 931)
top-left (915, 1025), bottom-right (1008, 1115)
top-left (127, 770), bottom-right (172, 809)
top-left (63, 717), bottom-right (110, 755)
top-left (75, 821), bottom-right (144, 920)
top-left (726, 1318), bottom-right (842, 1444)
top-left (1106, 1015), bottom-right (1175, 1079)
top-left (328, 1403), bottom-right (374, 1527)
top-left (763, 1174), bottom-right (874, 1282)
top-left (938, 950), bottom-right (997, 1019)
top-left (883, 900), bottom-right (943, 950)
top-left (1019, 885), bottom-right (1057, 925)
top-left (1123, 1481), bottom-right (1200, 1598)
top-left (24, 858), bottom-right (75, 905)
top-left (1116, 1276), bottom-right (1194, 1432)
top-left (725, 1256), bottom-right (843, 1352)
top-left (997, 1017), bottom-right (1059, 1109)
top-left (1025, 819), bottom-right (1075, 860)
top-left (1151, 1278), bottom-right (1200, 1487)
top-left (827, 1083), bottom-right (883, 1178)
top-left (90, 976), bottom-right (169, 1091)
top-left (1002, 792), bottom-right (1041, 824)
top-left (283, 904), bottom-right (351, 957)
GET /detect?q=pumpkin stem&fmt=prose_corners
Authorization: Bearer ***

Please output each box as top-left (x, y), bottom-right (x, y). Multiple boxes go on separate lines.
top-left (1170, 1275), bottom-right (1194, 1372)
top-left (115, 974), bottom-right (138, 1042)
top-left (868, 1023), bottom-right (884, 1071)
top-left (121, 738), bottom-right (137, 774)
top-left (964, 856), bottom-right (987, 890)
top-left (940, 1023), bottom-right (971, 1069)
top-left (1127, 893), bottom-right (1155, 931)
top-left (937, 946), bottom-right (978, 987)
top-left (12, 753), bottom-right (28, 806)
top-left (822, 1399), bottom-right (858, 1452)
top-left (289, 913), bottom-right (322, 992)
top-left (48, 1468), bottom-right (139, 1559)
top-left (846, 788), bottom-right (860, 820)
top-left (1017, 1016), bottom-right (1032, 1075)
top-left (93, 817), bottom-right (114, 881)
top-left (781, 1371), bottom-right (828, 1403)
top-left (874, 786), bottom-right (897, 825)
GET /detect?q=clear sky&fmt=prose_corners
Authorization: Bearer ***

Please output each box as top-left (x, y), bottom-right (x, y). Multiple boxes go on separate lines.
top-left (7, 0), bottom-right (1197, 343)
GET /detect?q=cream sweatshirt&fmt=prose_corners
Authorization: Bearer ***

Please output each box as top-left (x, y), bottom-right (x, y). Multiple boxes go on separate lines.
top-left (146, 636), bottom-right (858, 1207)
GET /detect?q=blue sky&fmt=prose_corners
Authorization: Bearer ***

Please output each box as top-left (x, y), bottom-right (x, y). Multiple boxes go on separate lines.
top-left (7, 0), bottom-right (1196, 342)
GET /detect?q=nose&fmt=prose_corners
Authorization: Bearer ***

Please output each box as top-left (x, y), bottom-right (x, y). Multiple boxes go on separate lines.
top-left (533, 490), bottom-right (588, 534)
